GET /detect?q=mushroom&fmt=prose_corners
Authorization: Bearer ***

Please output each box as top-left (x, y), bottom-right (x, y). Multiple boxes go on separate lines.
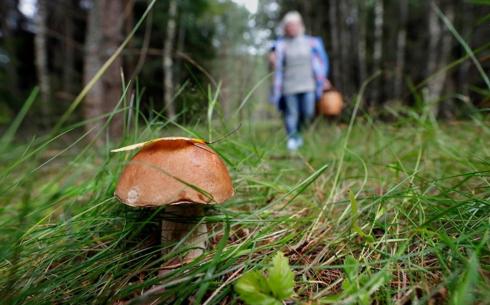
top-left (113, 137), bottom-right (234, 264)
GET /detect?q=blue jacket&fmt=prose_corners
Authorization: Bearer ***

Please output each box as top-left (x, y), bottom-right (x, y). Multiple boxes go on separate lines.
top-left (271, 35), bottom-right (329, 109)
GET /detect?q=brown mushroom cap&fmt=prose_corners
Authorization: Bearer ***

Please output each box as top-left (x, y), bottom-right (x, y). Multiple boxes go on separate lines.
top-left (114, 137), bottom-right (234, 207)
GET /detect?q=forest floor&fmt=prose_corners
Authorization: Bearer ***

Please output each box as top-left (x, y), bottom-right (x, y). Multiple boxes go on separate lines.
top-left (0, 117), bottom-right (489, 304)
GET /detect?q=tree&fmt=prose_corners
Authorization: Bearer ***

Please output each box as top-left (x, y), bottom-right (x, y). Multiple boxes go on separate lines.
top-left (339, 0), bottom-right (352, 95)
top-left (457, 1), bottom-right (473, 98)
top-left (34, 0), bottom-right (50, 124)
top-left (62, 0), bottom-right (77, 97)
top-left (393, 0), bottom-right (408, 100)
top-left (370, 0), bottom-right (384, 105)
top-left (83, 0), bottom-right (124, 140)
top-left (328, 0), bottom-right (341, 91)
top-left (0, 0), bottom-right (22, 104)
top-left (356, 0), bottom-right (368, 86)
top-left (163, 0), bottom-right (178, 119)
top-left (424, 1), bottom-right (454, 117)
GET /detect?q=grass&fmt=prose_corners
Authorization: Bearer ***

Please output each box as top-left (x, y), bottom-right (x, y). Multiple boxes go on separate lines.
top-left (0, 90), bottom-right (489, 305)
top-left (2, 1), bottom-right (489, 302)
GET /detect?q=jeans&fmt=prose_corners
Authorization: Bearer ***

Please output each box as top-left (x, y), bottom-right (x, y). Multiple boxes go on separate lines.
top-left (283, 91), bottom-right (316, 139)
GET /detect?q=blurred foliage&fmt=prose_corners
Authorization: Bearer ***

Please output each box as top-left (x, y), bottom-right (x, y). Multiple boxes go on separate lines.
top-left (1, 0), bottom-right (489, 132)
top-left (0, 0), bottom-right (253, 129)
top-left (257, 0), bottom-right (490, 117)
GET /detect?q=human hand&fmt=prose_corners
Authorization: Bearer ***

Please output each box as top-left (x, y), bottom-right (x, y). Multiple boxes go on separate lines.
top-left (323, 79), bottom-right (332, 91)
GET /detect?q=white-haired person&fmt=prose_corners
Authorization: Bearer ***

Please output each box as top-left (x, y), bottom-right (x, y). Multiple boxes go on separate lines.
top-left (270, 11), bottom-right (330, 151)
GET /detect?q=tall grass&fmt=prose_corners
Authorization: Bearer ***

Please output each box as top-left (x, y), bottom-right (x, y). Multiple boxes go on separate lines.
top-left (0, 81), bottom-right (489, 304)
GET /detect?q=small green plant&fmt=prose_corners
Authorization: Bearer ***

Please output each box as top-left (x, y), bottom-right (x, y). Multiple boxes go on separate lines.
top-left (234, 251), bottom-right (295, 305)
top-left (320, 255), bottom-right (390, 305)
top-left (348, 190), bottom-right (374, 243)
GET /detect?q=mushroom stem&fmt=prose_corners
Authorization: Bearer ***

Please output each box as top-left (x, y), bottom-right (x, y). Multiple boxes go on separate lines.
top-left (161, 205), bottom-right (207, 263)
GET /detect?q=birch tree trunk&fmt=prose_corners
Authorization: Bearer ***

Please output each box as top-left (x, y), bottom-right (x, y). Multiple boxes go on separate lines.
top-left (83, 0), bottom-right (124, 141)
top-left (84, 0), bottom-right (104, 139)
top-left (424, 1), bottom-right (454, 117)
top-left (102, 0), bottom-right (124, 137)
top-left (163, 0), bottom-right (177, 119)
top-left (371, 0), bottom-right (384, 105)
top-left (34, 0), bottom-right (50, 123)
top-left (393, 0), bottom-right (409, 100)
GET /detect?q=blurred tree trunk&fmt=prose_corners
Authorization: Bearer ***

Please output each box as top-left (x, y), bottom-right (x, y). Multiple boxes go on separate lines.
top-left (163, 0), bottom-right (177, 119)
top-left (458, 2), bottom-right (472, 97)
top-left (34, 0), bottom-right (50, 124)
top-left (357, 0), bottom-right (367, 86)
top-left (174, 12), bottom-right (186, 99)
top-left (62, 1), bottom-right (76, 97)
top-left (328, 0), bottom-right (341, 90)
top-left (123, 0), bottom-right (135, 77)
top-left (435, 2), bottom-right (455, 118)
top-left (102, 0), bottom-right (124, 137)
top-left (424, 1), bottom-right (454, 117)
top-left (84, 0), bottom-right (104, 138)
top-left (371, 0), bottom-right (384, 105)
top-left (83, 0), bottom-right (124, 140)
top-left (393, 0), bottom-right (409, 100)
top-left (300, 0), bottom-right (312, 33)
top-left (339, 0), bottom-right (351, 95)
top-left (0, 0), bottom-right (21, 102)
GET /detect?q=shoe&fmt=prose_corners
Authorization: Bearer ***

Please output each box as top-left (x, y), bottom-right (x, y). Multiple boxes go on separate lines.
top-left (287, 137), bottom-right (303, 151)
top-left (287, 138), bottom-right (299, 151)
top-left (296, 137), bottom-right (304, 148)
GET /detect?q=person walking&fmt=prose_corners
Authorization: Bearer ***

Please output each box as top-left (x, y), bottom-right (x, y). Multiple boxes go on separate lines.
top-left (270, 11), bottom-right (330, 151)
